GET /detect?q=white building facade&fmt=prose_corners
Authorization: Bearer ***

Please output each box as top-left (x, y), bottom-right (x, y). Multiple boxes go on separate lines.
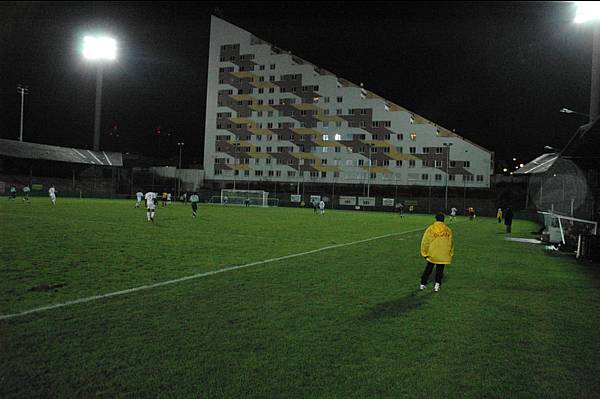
top-left (204, 16), bottom-right (493, 189)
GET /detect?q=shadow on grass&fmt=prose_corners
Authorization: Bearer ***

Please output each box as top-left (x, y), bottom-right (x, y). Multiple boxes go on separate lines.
top-left (362, 291), bottom-right (429, 321)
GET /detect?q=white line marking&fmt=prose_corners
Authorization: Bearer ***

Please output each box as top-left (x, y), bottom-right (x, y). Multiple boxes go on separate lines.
top-left (102, 151), bottom-right (112, 166)
top-left (0, 227), bottom-right (425, 321)
top-left (87, 150), bottom-right (103, 165)
top-left (72, 149), bottom-right (87, 159)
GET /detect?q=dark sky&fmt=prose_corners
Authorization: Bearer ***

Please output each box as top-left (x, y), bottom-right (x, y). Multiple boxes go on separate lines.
top-left (0, 1), bottom-right (594, 170)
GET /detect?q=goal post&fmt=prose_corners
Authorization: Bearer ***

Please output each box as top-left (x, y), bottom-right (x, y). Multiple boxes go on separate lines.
top-left (219, 189), bottom-right (276, 207)
top-left (538, 211), bottom-right (598, 252)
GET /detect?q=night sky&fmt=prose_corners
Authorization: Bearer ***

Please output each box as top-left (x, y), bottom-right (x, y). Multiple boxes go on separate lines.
top-left (0, 1), bottom-right (594, 170)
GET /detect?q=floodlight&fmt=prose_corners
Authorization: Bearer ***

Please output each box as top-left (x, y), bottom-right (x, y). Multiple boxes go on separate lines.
top-left (575, 2), bottom-right (600, 24)
top-left (83, 36), bottom-right (117, 60)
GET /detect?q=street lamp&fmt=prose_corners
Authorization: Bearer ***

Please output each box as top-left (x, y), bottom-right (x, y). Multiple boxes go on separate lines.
top-left (443, 142), bottom-right (453, 212)
top-left (177, 142), bottom-right (185, 198)
top-left (17, 85), bottom-right (29, 142)
top-left (366, 145), bottom-right (373, 198)
top-left (83, 35), bottom-right (117, 151)
top-left (559, 108), bottom-right (590, 118)
top-left (575, 2), bottom-right (600, 122)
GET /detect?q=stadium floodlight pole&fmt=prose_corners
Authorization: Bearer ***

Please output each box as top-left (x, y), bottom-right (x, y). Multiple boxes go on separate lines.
top-left (83, 35), bottom-right (117, 151)
top-left (17, 85), bottom-right (29, 142)
top-left (443, 142), bottom-right (453, 211)
top-left (575, 2), bottom-right (600, 122)
top-left (177, 142), bottom-right (185, 198)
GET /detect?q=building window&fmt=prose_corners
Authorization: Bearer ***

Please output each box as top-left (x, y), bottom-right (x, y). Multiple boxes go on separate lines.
top-left (288, 171), bottom-right (296, 177)
top-left (423, 147), bottom-right (430, 154)
top-left (435, 174), bottom-right (442, 181)
top-left (435, 160), bottom-right (443, 168)
top-left (464, 161), bottom-right (471, 168)
top-left (423, 160), bottom-right (430, 167)
top-left (337, 96), bottom-right (343, 102)
top-left (449, 174), bottom-right (456, 181)
top-left (409, 160), bottom-right (416, 168)
top-left (324, 97), bottom-right (330, 103)
top-left (422, 174), bottom-right (429, 180)
top-left (409, 147), bottom-right (416, 154)
top-left (477, 175), bottom-right (484, 182)
top-left (396, 146), bottom-right (403, 153)
top-left (323, 134), bottom-right (329, 141)
top-left (450, 161), bottom-right (456, 168)
top-left (396, 160), bottom-right (402, 166)
top-left (398, 133), bottom-right (404, 140)
top-left (270, 64), bottom-right (276, 69)
top-left (436, 147), bottom-right (443, 154)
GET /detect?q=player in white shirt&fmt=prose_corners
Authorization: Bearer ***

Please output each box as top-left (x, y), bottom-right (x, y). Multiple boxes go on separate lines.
top-left (190, 193), bottom-right (200, 217)
top-left (22, 186), bottom-right (31, 202)
top-left (145, 191), bottom-right (156, 223)
top-left (48, 185), bottom-right (57, 205)
top-left (319, 200), bottom-right (325, 215)
top-left (449, 207), bottom-right (457, 223)
top-left (135, 191), bottom-right (144, 208)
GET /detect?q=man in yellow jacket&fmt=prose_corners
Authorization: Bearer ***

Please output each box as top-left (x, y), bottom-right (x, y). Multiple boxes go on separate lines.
top-left (420, 213), bottom-right (454, 292)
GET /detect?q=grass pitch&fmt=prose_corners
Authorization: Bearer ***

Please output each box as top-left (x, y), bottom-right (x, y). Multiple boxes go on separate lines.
top-left (1, 198), bottom-right (599, 398)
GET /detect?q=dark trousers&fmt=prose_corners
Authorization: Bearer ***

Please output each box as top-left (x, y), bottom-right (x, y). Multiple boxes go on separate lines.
top-left (421, 262), bottom-right (445, 285)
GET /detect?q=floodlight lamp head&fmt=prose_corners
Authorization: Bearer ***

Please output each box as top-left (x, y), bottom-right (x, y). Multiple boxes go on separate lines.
top-left (560, 108), bottom-right (574, 114)
top-left (83, 36), bottom-right (117, 61)
top-left (574, 2), bottom-right (600, 24)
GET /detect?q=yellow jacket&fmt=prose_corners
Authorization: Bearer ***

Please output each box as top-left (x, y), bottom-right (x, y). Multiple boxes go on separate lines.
top-left (420, 221), bottom-right (454, 264)
top-left (497, 209), bottom-right (503, 218)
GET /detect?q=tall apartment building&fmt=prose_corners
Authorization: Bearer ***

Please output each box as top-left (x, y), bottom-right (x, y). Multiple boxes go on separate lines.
top-left (204, 16), bottom-right (493, 189)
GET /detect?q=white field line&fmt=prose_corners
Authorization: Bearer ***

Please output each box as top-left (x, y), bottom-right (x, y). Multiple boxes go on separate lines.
top-left (0, 227), bottom-right (426, 321)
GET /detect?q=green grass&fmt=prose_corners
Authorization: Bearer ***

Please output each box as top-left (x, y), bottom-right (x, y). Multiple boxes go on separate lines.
top-left (1, 197), bottom-right (599, 398)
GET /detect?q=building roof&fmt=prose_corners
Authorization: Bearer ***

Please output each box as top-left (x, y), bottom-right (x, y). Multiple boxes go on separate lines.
top-left (0, 139), bottom-right (123, 167)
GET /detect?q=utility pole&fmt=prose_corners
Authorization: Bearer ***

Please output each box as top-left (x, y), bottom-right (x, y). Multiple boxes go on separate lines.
top-left (177, 142), bottom-right (185, 199)
top-left (17, 85), bottom-right (29, 141)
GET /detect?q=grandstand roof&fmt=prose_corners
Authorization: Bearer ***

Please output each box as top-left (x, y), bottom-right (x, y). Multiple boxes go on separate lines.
top-left (0, 139), bottom-right (123, 167)
top-left (514, 153), bottom-right (559, 175)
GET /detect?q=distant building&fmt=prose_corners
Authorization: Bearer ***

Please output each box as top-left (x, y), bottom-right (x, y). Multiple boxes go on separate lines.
top-left (204, 16), bottom-right (493, 189)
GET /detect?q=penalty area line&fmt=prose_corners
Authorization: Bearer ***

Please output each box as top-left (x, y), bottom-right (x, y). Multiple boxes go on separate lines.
top-left (0, 227), bottom-right (425, 321)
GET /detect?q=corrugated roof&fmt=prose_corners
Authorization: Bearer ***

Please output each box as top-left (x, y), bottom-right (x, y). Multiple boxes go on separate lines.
top-left (0, 139), bottom-right (123, 167)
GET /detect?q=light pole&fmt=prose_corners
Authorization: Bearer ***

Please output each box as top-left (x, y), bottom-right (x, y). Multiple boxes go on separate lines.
top-left (83, 35), bottom-right (117, 151)
top-left (17, 85), bottom-right (29, 141)
top-left (575, 2), bottom-right (600, 121)
top-left (177, 142), bottom-right (185, 198)
top-left (559, 108), bottom-right (590, 118)
top-left (443, 142), bottom-right (453, 212)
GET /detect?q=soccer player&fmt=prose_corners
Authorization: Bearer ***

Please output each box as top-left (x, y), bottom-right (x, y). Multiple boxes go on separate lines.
top-left (135, 191), bottom-right (144, 208)
top-left (22, 185), bottom-right (31, 202)
top-left (9, 185), bottom-right (17, 200)
top-left (48, 185), bottom-right (57, 205)
top-left (145, 191), bottom-right (156, 223)
top-left (449, 207), bottom-right (457, 223)
top-left (397, 202), bottom-right (404, 218)
top-left (319, 200), bottom-right (325, 215)
top-left (190, 192), bottom-right (200, 217)
top-left (167, 192), bottom-right (172, 205)
top-left (419, 213), bottom-right (454, 292)
top-left (497, 208), bottom-right (503, 223)
top-left (161, 192), bottom-right (168, 207)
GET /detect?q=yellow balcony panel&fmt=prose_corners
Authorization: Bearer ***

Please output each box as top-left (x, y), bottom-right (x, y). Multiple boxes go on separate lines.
top-left (314, 115), bottom-right (345, 122)
top-left (364, 140), bottom-right (391, 147)
top-left (228, 164), bottom-right (251, 171)
top-left (388, 152), bottom-right (420, 161)
top-left (231, 94), bottom-right (256, 101)
top-left (248, 127), bottom-right (274, 136)
top-left (291, 103), bottom-right (321, 111)
top-left (248, 152), bottom-right (271, 159)
top-left (229, 117), bottom-right (253, 125)
top-left (291, 128), bottom-right (320, 136)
